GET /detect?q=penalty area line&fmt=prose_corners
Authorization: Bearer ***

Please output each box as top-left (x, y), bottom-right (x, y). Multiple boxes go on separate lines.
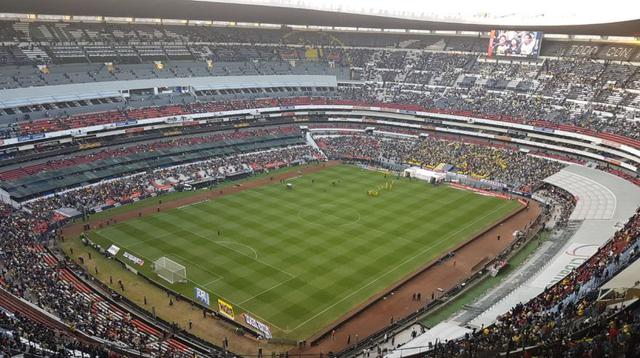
top-left (170, 252), bottom-right (224, 281)
top-left (93, 229), bottom-right (289, 332)
top-left (202, 276), bottom-right (224, 287)
top-left (237, 276), bottom-right (297, 305)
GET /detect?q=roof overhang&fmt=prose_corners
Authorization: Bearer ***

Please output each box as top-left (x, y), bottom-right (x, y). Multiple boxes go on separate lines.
top-left (0, 75), bottom-right (338, 109)
top-left (3, 0), bottom-right (640, 36)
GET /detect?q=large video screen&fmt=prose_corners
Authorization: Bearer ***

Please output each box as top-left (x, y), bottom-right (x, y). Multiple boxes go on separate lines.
top-left (488, 30), bottom-right (543, 58)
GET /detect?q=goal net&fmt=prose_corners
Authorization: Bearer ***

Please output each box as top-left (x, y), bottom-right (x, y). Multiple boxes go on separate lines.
top-left (153, 257), bottom-right (187, 284)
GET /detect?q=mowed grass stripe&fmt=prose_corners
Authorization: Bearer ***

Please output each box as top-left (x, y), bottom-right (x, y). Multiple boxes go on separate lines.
top-left (91, 165), bottom-right (521, 339)
top-left (283, 199), bottom-right (516, 333)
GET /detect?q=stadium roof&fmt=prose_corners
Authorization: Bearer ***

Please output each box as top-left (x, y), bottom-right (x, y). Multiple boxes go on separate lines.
top-left (210, 0), bottom-right (640, 27)
top-left (5, 0), bottom-right (640, 36)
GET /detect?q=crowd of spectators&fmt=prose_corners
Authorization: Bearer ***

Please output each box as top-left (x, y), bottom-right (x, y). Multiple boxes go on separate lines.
top-left (0, 48), bottom-right (638, 144)
top-left (533, 183), bottom-right (577, 228)
top-left (411, 137), bottom-right (564, 190)
top-left (0, 309), bottom-right (110, 357)
top-left (0, 125), bottom-right (636, 357)
top-left (340, 84), bottom-right (640, 141)
top-left (0, 126), bottom-right (300, 181)
top-left (26, 144), bottom-right (322, 216)
top-left (314, 133), bottom-right (564, 190)
top-left (416, 208), bottom-right (640, 357)
top-left (0, 17), bottom-right (638, 358)
top-left (2, 97), bottom-right (314, 139)
top-left (0, 144), bottom-right (322, 356)
top-left (0, 198), bottom-right (164, 355)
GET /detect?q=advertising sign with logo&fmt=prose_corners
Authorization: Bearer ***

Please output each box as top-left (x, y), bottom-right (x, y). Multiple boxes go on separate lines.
top-left (242, 313), bottom-right (272, 339)
top-left (218, 298), bottom-right (235, 320)
top-left (195, 287), bottom-right (210, 306)
top-left (123, 252), bottom-right (144, 266)
top-left (107, 245), bottom-right (120, 256)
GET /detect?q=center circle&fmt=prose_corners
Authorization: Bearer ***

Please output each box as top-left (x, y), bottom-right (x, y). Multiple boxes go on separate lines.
top-left (298, 203), bottom-right (360, 227)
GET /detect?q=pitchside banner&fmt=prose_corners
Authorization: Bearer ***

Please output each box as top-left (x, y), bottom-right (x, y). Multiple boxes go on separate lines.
top-left (195, 287), bottom-right (210, 306)
top-left (106, 244), bottom-right (120, 256)
top-left (242, 313), bottom-right (272, 339)
top-left (123, 252), bottom-right (144, 266)
top-left (218, 298), bottom-right (235, 320)
top-left (488, 30), bottom-right (542, 58)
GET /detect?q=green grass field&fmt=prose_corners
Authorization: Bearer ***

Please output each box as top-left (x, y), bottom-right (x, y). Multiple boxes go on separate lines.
top-left (89, 164), bottom-right (521, 340)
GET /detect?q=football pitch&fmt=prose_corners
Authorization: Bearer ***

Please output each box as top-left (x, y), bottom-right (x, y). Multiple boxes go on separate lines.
top-left (89, 164), bottom-right (522, 339)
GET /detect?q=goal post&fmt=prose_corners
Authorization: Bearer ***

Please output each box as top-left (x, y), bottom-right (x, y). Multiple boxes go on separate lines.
top-left (153, 257), bottom-right (187, 284)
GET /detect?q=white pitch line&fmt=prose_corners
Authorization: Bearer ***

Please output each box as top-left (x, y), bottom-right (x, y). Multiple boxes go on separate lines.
top-left (182, 227), bottom-right (296, 279)
top-left (171, 253), bottom-right (224, 281)
top-left (296, 206), bottom-right (361, 227)
top-left (215, 240), bottom-right (259, 259)
top-left (178, 199), bottom-right (210, 210)
top-left (126, 228), bottom-right (185, 249)
top-left (202, 277), bottom-right (224, 287)
top-left (284, 201), bottom-right (512, 333)
top-left (182, 266), bottom-right (288, 332)
top-left (244, 189), bottom-right (362, 227)
top-left (93, 227), bottom-right (289, 332)
top-left (149, 249), bottom-right (289, 332)
top-left (237, 276), bottom-right (297, 305)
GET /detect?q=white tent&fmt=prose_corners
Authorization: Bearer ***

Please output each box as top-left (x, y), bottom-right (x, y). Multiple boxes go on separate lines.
top-left (403, 166), bottom-right (446, 183)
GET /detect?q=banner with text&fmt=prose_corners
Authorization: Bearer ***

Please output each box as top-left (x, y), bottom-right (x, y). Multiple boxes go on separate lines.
top-left (218, 298), bottom-right (235, 320)
top-left (242, 313), bottom-right (272, 339)
top-left (195, 287), bottom-right (210, 306)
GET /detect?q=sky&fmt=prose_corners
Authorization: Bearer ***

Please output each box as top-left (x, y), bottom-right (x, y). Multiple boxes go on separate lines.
top-left (198, 0), bottom-right (640, 26)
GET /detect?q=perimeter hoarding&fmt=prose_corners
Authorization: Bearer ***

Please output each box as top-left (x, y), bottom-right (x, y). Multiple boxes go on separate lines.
top-left (488, 30), bottom-right (543, 58)
top-left (195, 287), bottom-right (210, 306)
top-left (218, 298), bottom-right (235, 320)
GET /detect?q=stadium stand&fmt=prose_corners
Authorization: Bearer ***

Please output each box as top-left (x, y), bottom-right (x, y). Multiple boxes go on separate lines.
top-left (314, 133), bottom-right (564, 190)
top-left (0, 12), bottom-right (639, 358)
top-left (0, 145), bottom-right (323, 356)
top-left (387, 209), bottom-right (640, 357)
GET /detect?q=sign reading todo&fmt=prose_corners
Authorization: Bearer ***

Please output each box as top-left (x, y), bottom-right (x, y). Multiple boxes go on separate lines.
top-left (195, 287), bottom-right (210, 306)
top-left (123, 252), bottom-right (144, 266)
top-left (218, 298), bottom-right (235, 320)
top-left (242, 313), bottom-right (272, 339)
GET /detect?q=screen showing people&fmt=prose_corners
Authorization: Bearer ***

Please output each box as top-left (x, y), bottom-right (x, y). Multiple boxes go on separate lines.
top-left (488, 30), bottom-right (542, 58)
